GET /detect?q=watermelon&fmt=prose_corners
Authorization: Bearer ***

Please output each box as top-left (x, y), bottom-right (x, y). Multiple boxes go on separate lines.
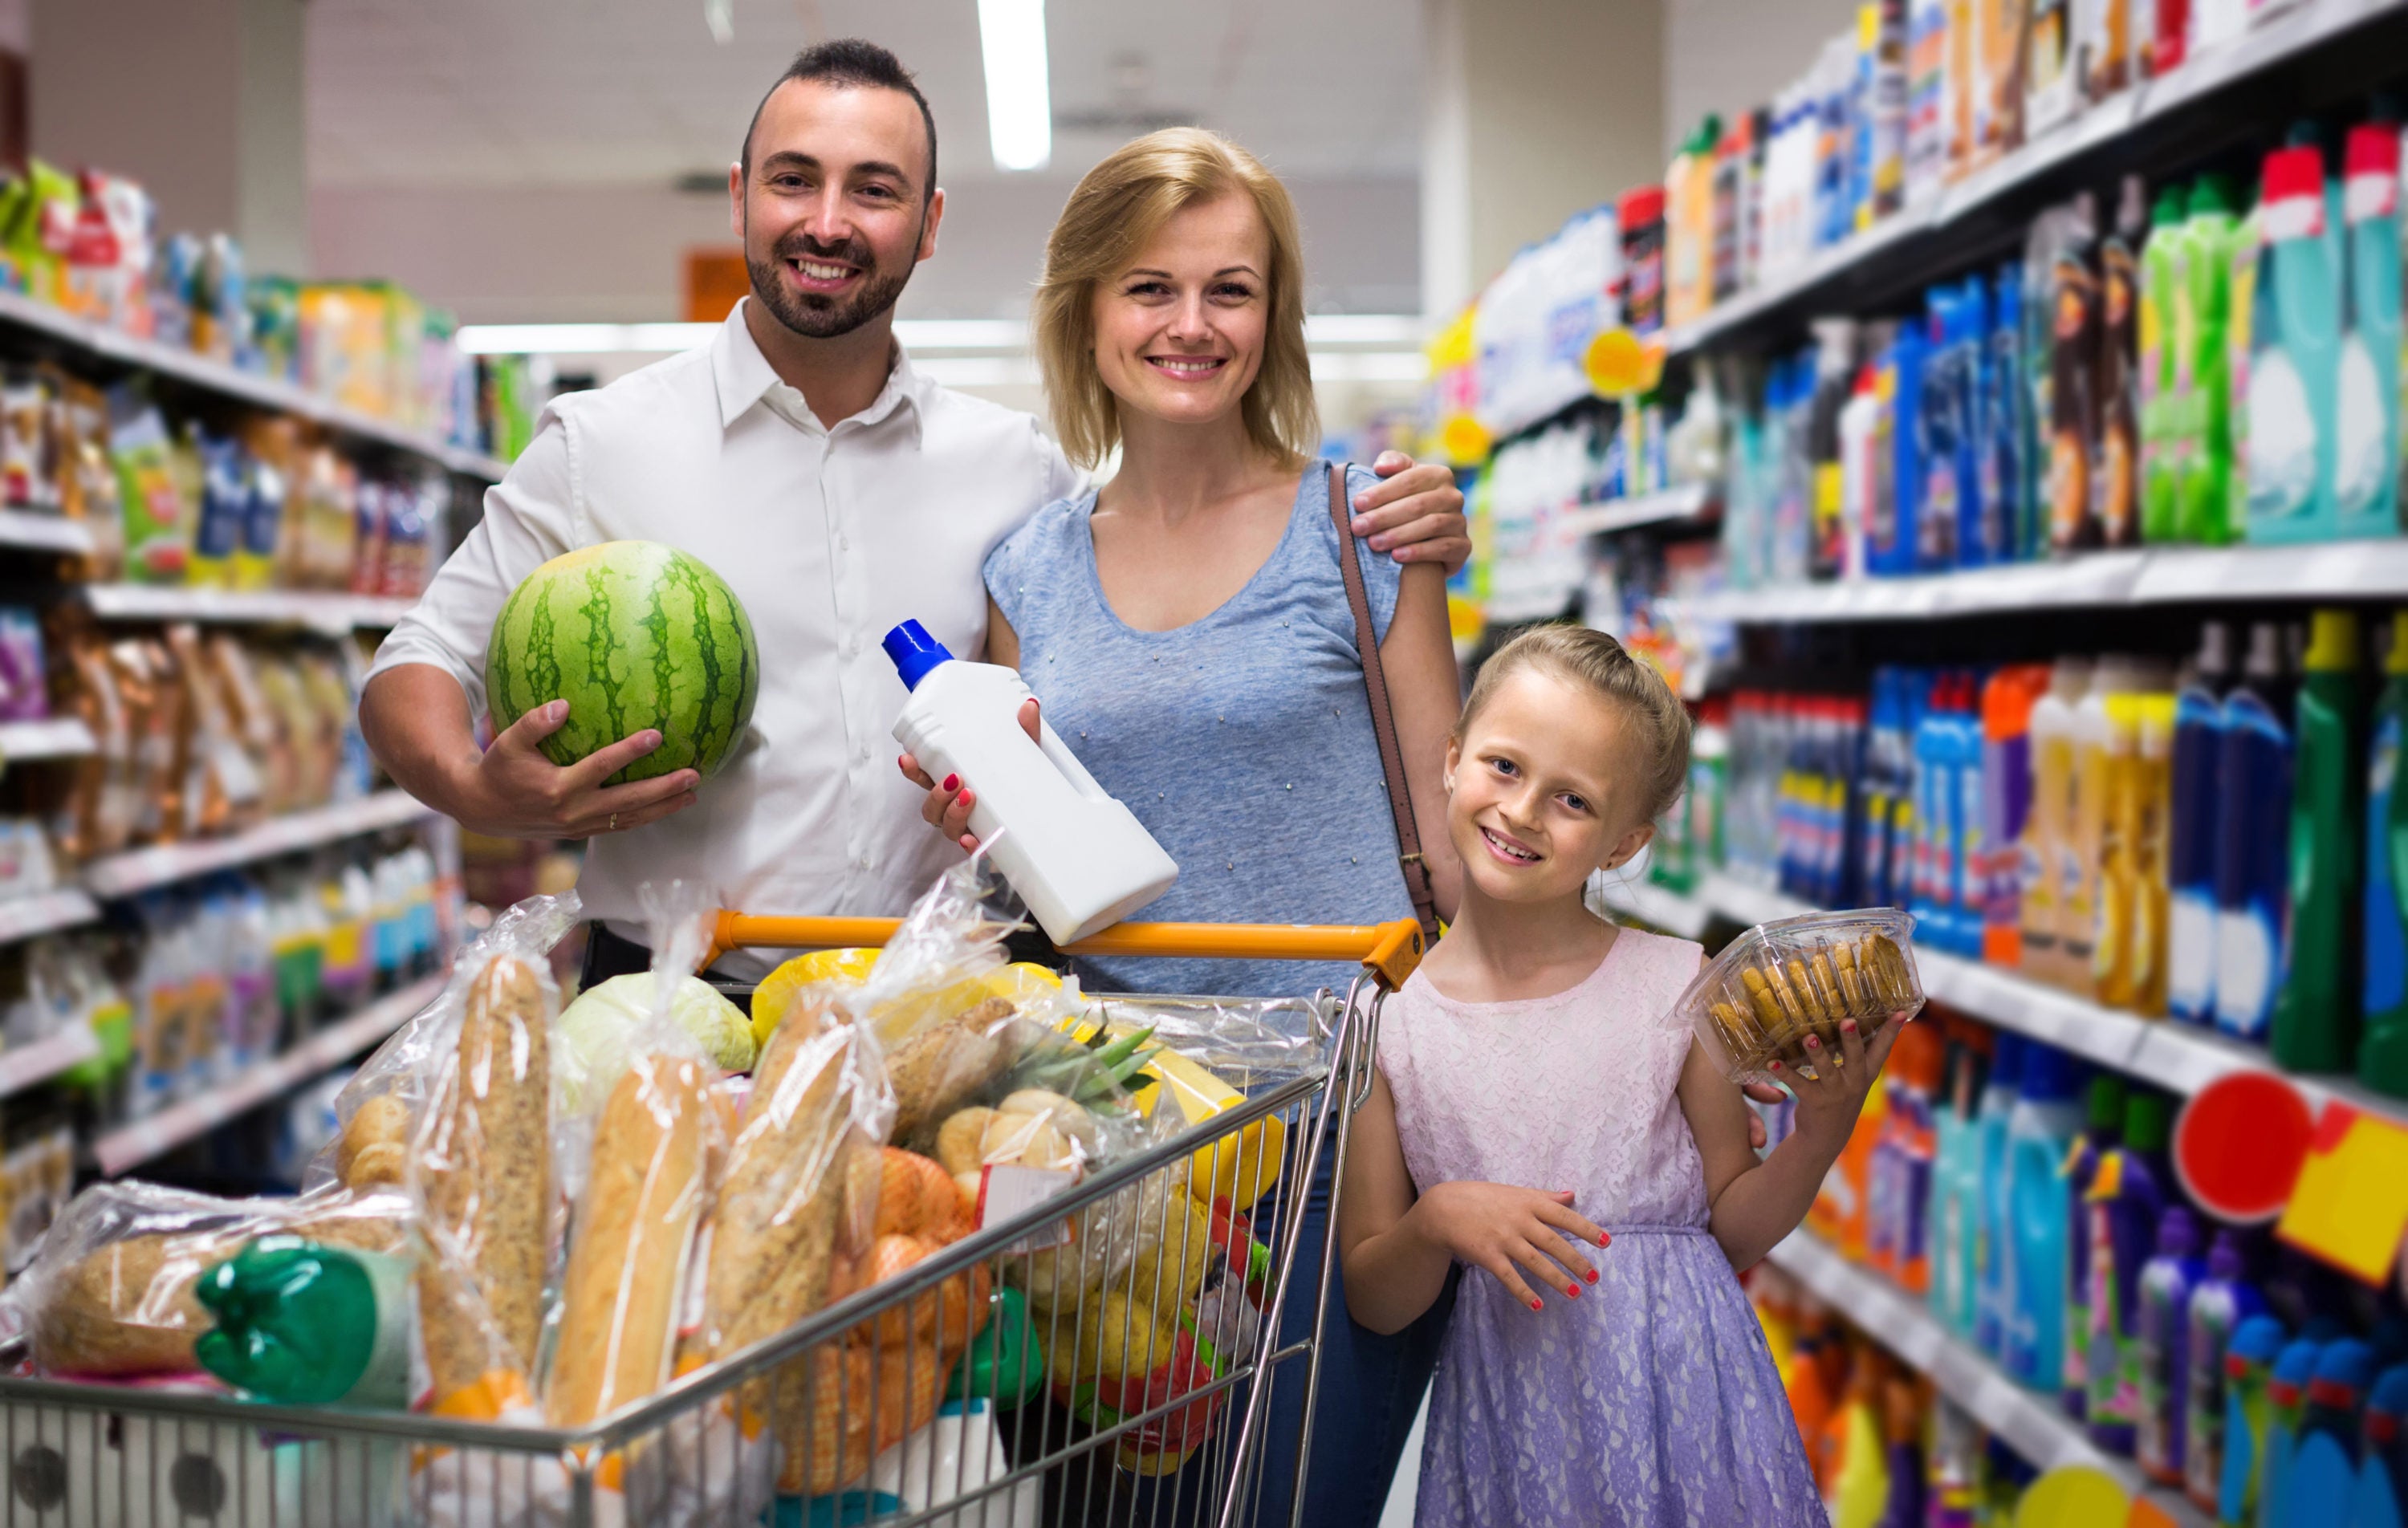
top-left (485, 541), bottom-right (760, 784)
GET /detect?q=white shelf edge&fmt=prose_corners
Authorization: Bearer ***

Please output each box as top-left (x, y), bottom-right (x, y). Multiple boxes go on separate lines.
top-left (0, 1024), bottom-right (98, 1099)
top-left (0, 888), bottom-right (100, 945)
top-left (0, 717), bottom-right (96, 760)
top-left (81, 790), bottom-right (435, 898)
top-left (80, 583), bottom-right (418, 635)
top-left (1664, 0), bottom-right (2406, 360)
top-left (0, 510), bottom-right (96, 555)
top-left (0, 288), bottom-right (507, 482)
top-left (92, 973), bottom-right (446, 1176)
top-left (1766, 1230), bottom-right (2210, 1526)
top-left (1563, 484), bottom-right (1714, 536)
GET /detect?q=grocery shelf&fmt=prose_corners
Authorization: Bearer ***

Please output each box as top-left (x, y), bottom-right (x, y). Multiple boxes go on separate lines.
top-left (80, 583), bottom-right (417, 634)
top-left (0, 717), bottom-right (96, 761)
top-left (1561, 483), bottom-right (1715, 537)
top-left (81, 790), bottom-right (436, 899)
top-left (92, 973), bottom-right (445, 1176)
top-left (1767, 1230), bottom-right (2209, 1525)
top-left (1663, 0), bottom-right (2408, 359)
top-left (1590, 870), bottom-right (1713, 939)
top-left (0, 510), bottom-right (97, 556)
top-left (0, 888), bottom-right (101, 944)
top-left (0, 1024), bottom-right (97, 1100)
top-left (0, 288), bottom-right (507, 481)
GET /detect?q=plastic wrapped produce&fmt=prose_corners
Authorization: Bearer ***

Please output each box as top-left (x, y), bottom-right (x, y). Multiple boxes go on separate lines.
top-left (1678, 908), bottom-right (1926, 1083)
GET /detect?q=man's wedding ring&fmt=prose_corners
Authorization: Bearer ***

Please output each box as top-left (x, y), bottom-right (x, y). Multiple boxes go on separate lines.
top-left (608, 812), bottom-right (618, 832)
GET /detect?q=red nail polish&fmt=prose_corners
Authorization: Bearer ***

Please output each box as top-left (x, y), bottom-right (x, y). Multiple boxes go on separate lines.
top-left (1599, 1233), bottom-right (1612, 1247)
top-left (942, 774), bottom-right (958, 792)
top-left (1841, 1019), bottom-right (1857, 1033)
top-left (1530, 1299), bottom-right (1543, 1312)
top-left (1565, 1285), bottom-right (1579, 1298)
top-left (1585, 1269), bottom-right (1598, 1283)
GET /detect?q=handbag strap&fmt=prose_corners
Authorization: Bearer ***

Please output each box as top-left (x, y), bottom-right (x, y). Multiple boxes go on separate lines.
top-left (1327, 461), bottom-right (1443, 946)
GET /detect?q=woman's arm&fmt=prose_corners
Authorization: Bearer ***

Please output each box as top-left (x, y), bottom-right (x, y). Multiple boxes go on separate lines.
top-left (1340, 1070), bottom-right (1607, 1332)
top-left (1380, 563), bottom-right (1463, 921)
top-left (1679, 1014), bottom-right (1906, 1271)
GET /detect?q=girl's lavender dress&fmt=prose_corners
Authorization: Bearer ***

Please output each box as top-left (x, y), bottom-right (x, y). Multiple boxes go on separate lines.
top-left (1381, 925), bottom-right (1826, 1526)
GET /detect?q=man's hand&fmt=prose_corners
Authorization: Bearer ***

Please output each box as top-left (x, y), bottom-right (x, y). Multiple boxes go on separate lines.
top-left (451, 700), bottom-right (700, 840)
top-left (1407, 1181), bottom-right (1608, 1312)
top-left (1352, 450), bottom-right (1470, 572)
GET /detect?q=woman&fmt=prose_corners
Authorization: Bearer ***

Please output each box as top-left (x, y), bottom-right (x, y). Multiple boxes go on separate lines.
top-left (901, 128), bottom-right (1462, 1525)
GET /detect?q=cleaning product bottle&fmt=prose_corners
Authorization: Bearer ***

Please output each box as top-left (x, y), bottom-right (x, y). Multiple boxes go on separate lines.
top-left (1931, 1029), bottom-right (1987, 1340)
top-left (2286, 1339), bottom-right (2377, 1525)
top-left (2247, 143), bottom-right (2342, 543)
top-left (2026, 659), bottom-right (2093, 986)
top-left (2136, 1205), bottom-right (2209, 1484)
top-left (2095, 687), bottom-right (2147, 1008)
top-left (1841, 360), bottom-right (1882, 579)
top-left (1885, 319), bottom-right (1930, 578)
top-left (2088, 1087), bottom-right (2174, 1454)
top-left (2365, 612), bottom-right (2408, 1098)
top-left (2272, 608), bottom-right (2366, 1071)
top-left (885, 620), bottom-right (1181, 944)
top-left (2338, 120), bottom-right (2402, 535)
top-left (2133, 690), bottom-right (2178, 1015)
top-left (2099, 175), bottom-right (2149, 547)
top-left (2215, 622), bottom-right (2297, 1042)
top-left (2170, 622), bottom-right (2235, 1026)
top-left (2063, 1071), bottom-right (2127, 1420)
top-left (2180, 176), bottom-right (2244, 545)
top-left (2003, 1042), bottom-right (2085, 1388)
top-left (1974, 1030), bottom-right (2027, 1359)
top-left (2142, 181), bottom-right (2190, 542)
top-left (1869, 1021), bottom-right (1941, 1290)
top-left (1981, 664), bottom-right (2051, 965)
top-left (2264, 1337), bottom-right (2327, 1526)
top-left (2069, 656), bottom-right (2132, 997)
top-left (2186, 1229), bottom-right (2266, 1512)
top-left (2352, 1363), bottom-right (2408, 1528)
top-left (1666, 117), bottom-right (1723, 331)
top-left (2220, 1315), bottom-right (2290, 1524)
top-left (1993, 260), bottom-right (2036, 562)
top-left (2051, 191), bottom-right (2106, 551)
top-left (191, 1237), bottom-right (416, 1407)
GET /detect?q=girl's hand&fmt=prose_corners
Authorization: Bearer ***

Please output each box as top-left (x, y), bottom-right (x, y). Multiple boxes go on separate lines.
top-left (897, 698), bottom-right (1042, 853)
top-left (1409, 1181), bottom-right (1609, 1312)
top-left (1771, 1012), bottom-right (1910, 1146)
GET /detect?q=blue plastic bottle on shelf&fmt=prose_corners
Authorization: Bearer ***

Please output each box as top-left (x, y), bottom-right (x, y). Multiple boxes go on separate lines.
top-left (2169, 622), bottom-right (2235, 1026)
top-left (2215, 621), bottom-right (2297, 1042)
top-left (2264, 1338), bottom-right (2327, 1527)
top-left (2352, 1363), bottom-right (2408, 1528)
top-left (1973, 1031), bottom-right (2026, 1359)
top-left (1912, 690), bottom-right (1950, 937)
top-left (2287, 1339), bottom-right (2377, 1525)
top-left (2003, 1043), bottom-right (2084, 1389)
top-left (1930, 1040), bottom-right (1985, 1340)
top-left (2136, 1205), bottom-right (2209, 1485)
top-left (2246, 142), bottom-right (2342, 544)
top-left (2061, 1071), bottom-right (2125, 1420)
top-left (2186, 1229), bottom-right (2266, 1512)
top-left (2222, 1315), bottom-right (2291, 1524)
top-left (1950, 681), bottom-right (1990, 956)
top-left (2337, 120), bottom-right (2402, 538)
top-left (1884, 321), bottom-right (1930, 577)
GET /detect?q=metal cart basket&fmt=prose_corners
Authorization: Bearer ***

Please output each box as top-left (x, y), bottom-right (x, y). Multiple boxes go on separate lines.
top-left (0, 914), bottom-right (1424, 1528)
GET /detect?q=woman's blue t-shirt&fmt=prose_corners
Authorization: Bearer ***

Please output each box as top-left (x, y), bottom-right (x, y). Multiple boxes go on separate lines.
top-left (984, 463), bottom-right (1414, 999)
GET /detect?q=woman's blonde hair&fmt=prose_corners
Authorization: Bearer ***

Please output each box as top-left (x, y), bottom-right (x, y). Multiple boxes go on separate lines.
top-left (1033, 128), bottom-right (1317, 470)
top-left (1458, 626), bottom-right (1694, 825)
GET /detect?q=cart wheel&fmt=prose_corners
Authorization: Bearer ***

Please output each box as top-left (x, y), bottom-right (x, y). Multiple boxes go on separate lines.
top-left (10, 1443), bottom-right (65, 1511)
top-left (169, 1451), bottom-right (228, 1517)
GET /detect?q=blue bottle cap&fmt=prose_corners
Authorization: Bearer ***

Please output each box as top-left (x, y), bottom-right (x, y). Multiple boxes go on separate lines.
top-left (2369, 1364), bottom-right (2408, 1418)
top-left (2315, 1339), bottom-right (2378, 1392)
top-left (2018, 1042), bottom-right (2081, 1103)
top-left (2231, 1315), bottom-right (2289, 1365)
top-left (2276, 1339), bottom-right (2327, 1386)
top-left (882, 620), bottom-right (955, 692)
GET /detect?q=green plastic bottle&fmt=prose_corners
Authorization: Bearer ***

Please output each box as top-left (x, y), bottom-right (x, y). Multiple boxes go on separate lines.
top-left (2272, 608), bottom-right (2367, 1072)
top-left (2179, 176), bottom-right (2243, 546)
top-left (2362, 611), bottom-right (2408, 1098)
top-left (2142, 184), bottom-right (2189, 543)
top-left (193, 1237), bottom-right (413, 1408)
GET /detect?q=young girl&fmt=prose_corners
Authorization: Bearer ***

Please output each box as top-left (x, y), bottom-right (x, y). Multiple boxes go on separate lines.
top-left (1340, 626), bottom-right (1904, 1525)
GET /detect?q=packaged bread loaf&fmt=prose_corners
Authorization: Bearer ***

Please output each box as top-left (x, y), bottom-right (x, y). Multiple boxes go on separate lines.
top-left (1678, 908), bottom-right (1925, 1083)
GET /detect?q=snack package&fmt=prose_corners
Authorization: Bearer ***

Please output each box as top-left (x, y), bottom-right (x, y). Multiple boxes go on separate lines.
top-left (108, 393), bottom-right (189, 584)
top-left (1678, 908), bottom-right (1927, 1083)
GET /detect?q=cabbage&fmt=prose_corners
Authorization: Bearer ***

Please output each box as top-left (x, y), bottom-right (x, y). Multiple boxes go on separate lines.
top-left (556, 972), bottom-right (756, 1111)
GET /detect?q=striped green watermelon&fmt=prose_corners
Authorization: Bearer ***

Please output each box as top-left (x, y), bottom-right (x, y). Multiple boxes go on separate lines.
top-left (485, 541), bottom-right (760, 784)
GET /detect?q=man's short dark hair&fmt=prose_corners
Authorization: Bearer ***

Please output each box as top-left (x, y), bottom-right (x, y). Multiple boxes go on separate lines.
top-left (741, 39), bottom-right (938, 198)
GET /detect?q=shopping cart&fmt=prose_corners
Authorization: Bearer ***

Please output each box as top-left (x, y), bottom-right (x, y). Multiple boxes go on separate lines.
top-left (0, 914), bottom-right (1424, 1528)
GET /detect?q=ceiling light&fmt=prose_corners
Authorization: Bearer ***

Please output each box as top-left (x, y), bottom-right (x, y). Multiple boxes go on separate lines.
top-left (977, 0), bottom-right (1051, 172)
top-left (703, 0), bottom-right (733, 44)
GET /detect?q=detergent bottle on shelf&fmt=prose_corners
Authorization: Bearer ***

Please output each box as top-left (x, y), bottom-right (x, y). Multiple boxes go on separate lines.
top-left (2142, 181), bottom-right (2189, 542)
top-left (2220, 1315), bottom-right (2290, 1522)
top-left (2087, 1087), bottom-right (2173, 1454)
top-left (1973, 1030), bottom-right (2027, 1359)
top-left (2185, 1229), bottom-right (2266, 1512)
top-left (2351, 1363), bottom-right (2408, 1528)
top-left (2178, 176), bottom-right (2244, 543)
top-left (885, 620), bottom-right (1180, 945)
top-left (2099, 175), bottom-right (2149, 547)
top-left (2170, 622), bottom-right (2235, 1026)
top-left (2215, 622), bottom-right (2297, 1042)
top-left (2272, 608), bottom-right (2366, 1072)
top-left (2136, 1205), bottom-right (2209, 1485)
top-left (2050, 191), bottom-right (2107, 551)
top-left (1930, 1029), bottom-right (1987, 1340)
top-left (2068, 656), bottom-right (2134, 996)
top-left (2247, 142), bottom-right (2341, 543)
top-left (2337, 119), bottom-right (2402, 536)
top-left (2003, 1042), bottom-right (2084, 1389)
top-left (2287, 1339), bottom-right (2378, 1525)
top-left (1980, 664), bottom-right (2052, 965)
top-left (2133, 691), bottom-right (2178, 1015)
top-left (2062, 1071), bottom-right (2128, 1420)
top-left (1665, 116), bottom-right (1722, 331)
top-left (2364, 610), bottom-right (2408, 1099)
top-left (2093, 687), bottom-right (2147, 1008)
top-left (1868, 1020), bottom-right (1942, 1293)
top-left (2025, 659), bottom-right (2093, 987)
top-left (2264, 1337), bottom-right (2328, 1525)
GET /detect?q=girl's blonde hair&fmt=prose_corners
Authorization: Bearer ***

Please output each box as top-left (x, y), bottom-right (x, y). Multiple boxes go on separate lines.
top-left (1458, 625), bottom-right (1694, 824)
top-left (1033, 128), bottom-right (1318, 470)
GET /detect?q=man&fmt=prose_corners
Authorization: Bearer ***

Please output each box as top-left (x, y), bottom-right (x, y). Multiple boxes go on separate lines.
top-left (360, 39), bottom-right (1466, 979)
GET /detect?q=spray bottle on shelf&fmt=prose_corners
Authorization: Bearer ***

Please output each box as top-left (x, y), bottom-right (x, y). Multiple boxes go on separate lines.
top-left (2215, 622), bottom-right (2297, 1042)
top-left (2220, 1315), bottom-right (2290, 1523)
top-left (1973, 1030), bottom-right (2027, 1359)
top-left (2087, 1086), bottom-right (2174, 1455)
top-left (2338, 117), bottom-right (2402, 536)
top-left (2264, 1337), bottom-right (2328, 1525)
top-left (2003, 1042), bottom-right (2085, 1389)
top-left (2185, 1229), bottom-right (2265, 1513)
top-left (2272, 608), bottom-right (2365, 1072)
top-left (2136, 1205), bottom-right (2209, 1485)
top-left (2366, 612), bottom-right (2408, 1099)
top-left (2351, 1363), bottom-right (2408, 1528)
top-left (2062, 1070), bottom-right (2128, 1421)
top-left (2287, 1339), bottom-right (2378, 1524)
top-left (2169, 622), bottom-right (2235, 1026)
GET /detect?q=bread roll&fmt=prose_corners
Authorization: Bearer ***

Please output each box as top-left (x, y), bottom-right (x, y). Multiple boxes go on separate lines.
top-left (336, 1095), bottom-right (409, 1186)
top-left (545, 1050), bottom-right (708, 1427)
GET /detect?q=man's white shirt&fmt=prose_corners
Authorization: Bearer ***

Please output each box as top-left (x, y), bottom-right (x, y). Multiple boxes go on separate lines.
top-left (369, 300), bottom-right (1083, 972)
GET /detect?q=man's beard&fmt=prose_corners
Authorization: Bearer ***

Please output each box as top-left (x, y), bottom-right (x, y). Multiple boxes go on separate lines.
top-left (746, 223), bottom-right (916, 339)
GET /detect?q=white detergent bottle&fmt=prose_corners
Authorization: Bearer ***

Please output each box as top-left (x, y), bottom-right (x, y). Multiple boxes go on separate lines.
top-left (885, 620), bottom-right (1178, 945)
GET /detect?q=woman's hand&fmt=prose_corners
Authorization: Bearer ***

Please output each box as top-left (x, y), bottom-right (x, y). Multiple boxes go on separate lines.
top-left (1352, 451), bottom-right (1470, 571)
top-left (1407, 1181), bottom-right (1609, 1312)
top-left (897, 698), bottom-right (1041, 852)
top-left (1771, 1013), bottom-right (1910, 1148)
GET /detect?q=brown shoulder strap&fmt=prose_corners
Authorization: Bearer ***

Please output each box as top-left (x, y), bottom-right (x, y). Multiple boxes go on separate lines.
top-left (1328, 461), bottom-right (1443, 945)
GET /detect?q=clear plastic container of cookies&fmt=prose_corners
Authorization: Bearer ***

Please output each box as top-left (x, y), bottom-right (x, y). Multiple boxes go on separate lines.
top-left (1678, 908), bottom-right (1925, 1083)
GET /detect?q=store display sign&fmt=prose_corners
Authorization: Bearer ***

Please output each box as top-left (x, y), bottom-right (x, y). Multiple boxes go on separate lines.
top-left (2277, 1102), bottom-right (2408, 1286)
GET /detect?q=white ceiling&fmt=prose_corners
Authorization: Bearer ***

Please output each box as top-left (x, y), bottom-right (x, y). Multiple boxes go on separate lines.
top-left (305, 0), bottom-right (1423, 191)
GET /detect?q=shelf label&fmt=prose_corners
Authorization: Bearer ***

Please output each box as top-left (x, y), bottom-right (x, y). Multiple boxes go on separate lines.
top-left (2277, 1102), bottom-right (2408, 1285)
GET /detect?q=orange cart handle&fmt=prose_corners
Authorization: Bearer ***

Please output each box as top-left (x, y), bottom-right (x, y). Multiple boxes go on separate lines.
top-left (702, 912), bottom-right (1425, 991)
